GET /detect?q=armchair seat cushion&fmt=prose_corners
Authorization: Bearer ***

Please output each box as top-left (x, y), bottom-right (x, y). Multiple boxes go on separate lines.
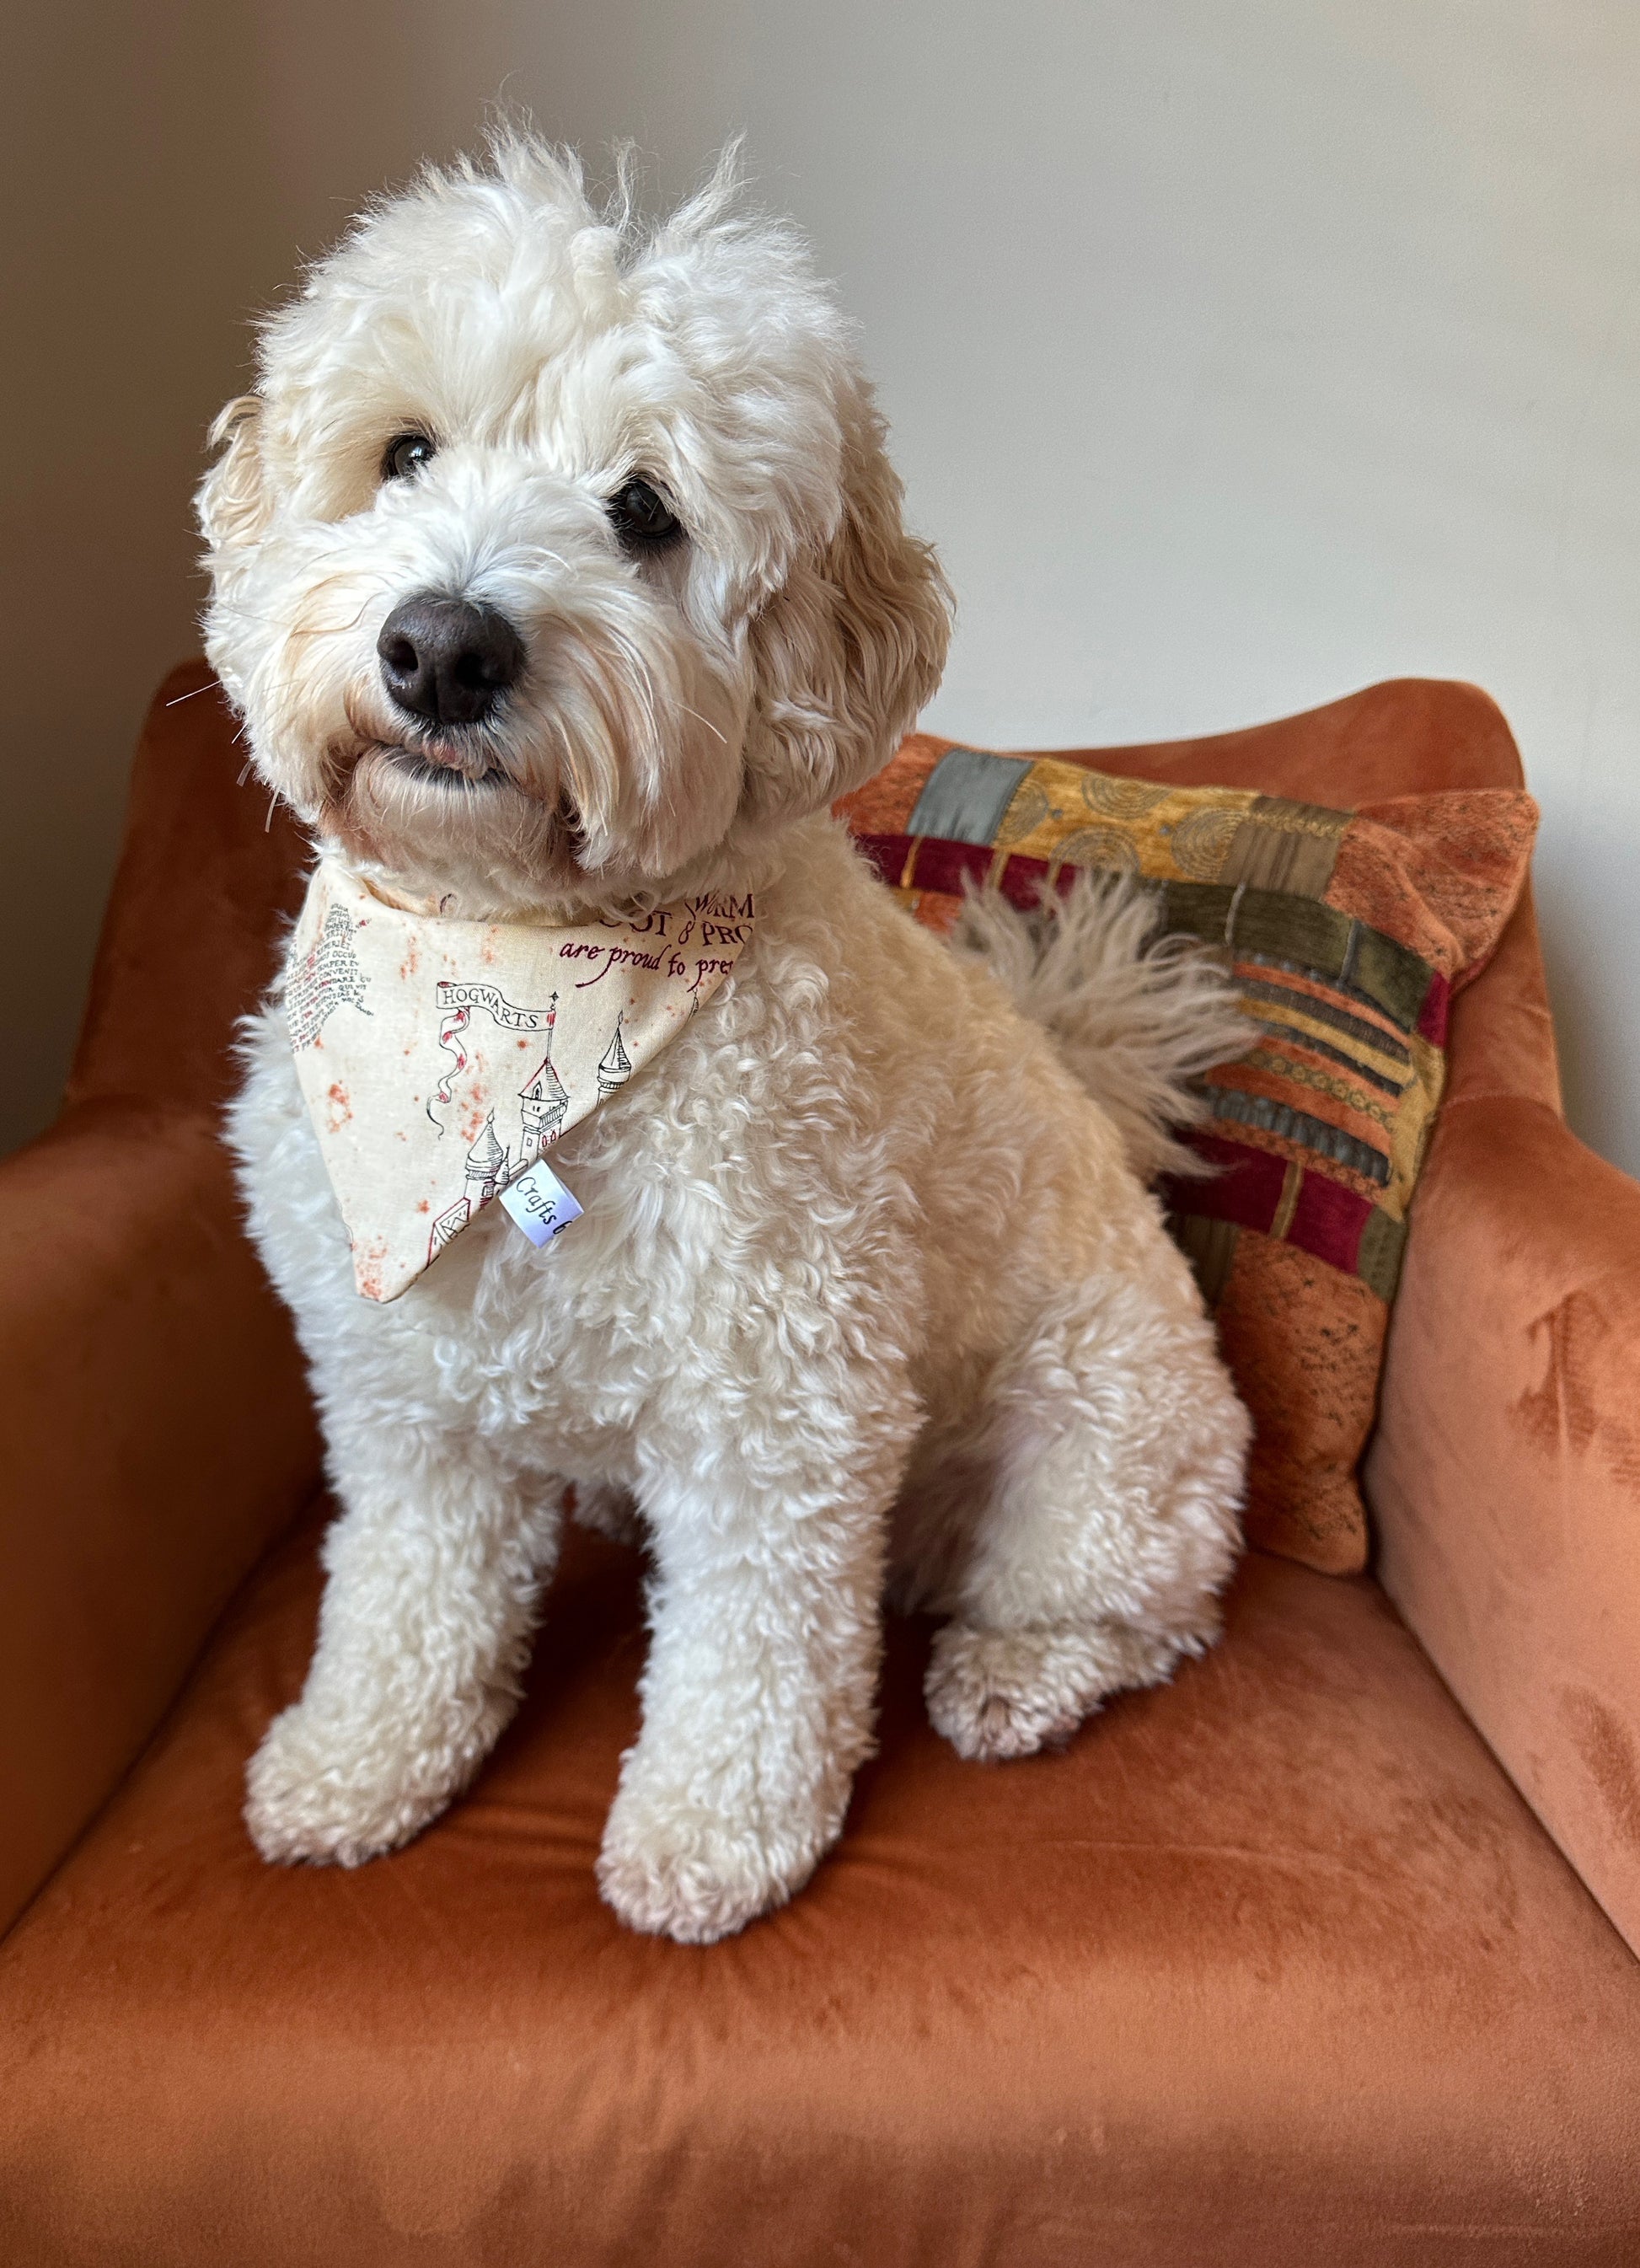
top-left (3, 1511), bottom-right (1637, 2267)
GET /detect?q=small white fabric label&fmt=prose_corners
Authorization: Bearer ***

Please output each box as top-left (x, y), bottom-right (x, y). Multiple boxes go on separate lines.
top-left (499, 1160), bottom-right (584, 1247)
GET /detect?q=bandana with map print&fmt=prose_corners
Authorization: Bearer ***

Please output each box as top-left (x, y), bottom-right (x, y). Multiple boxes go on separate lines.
top-left (285, 864), bottom-right (754, 1302)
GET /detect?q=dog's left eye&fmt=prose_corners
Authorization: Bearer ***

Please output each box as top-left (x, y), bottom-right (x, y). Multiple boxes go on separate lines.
top-left (608, 477), bottom-right (683, 550)
top-left (382, 432), bottom-right (437, 481)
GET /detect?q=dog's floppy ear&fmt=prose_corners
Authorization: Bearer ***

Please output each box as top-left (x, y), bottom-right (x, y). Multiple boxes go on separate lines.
top-left (197, 394), bottom-right (271, 556)
top-left (741, 391), bottom-right (952, 823)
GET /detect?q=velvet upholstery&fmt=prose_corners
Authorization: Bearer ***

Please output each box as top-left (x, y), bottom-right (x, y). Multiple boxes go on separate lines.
top-left (4, 1504), bottom-right (1640, 2267)
top-left (0, 665), bottom-right (317, 1940)
top-left (0, 1107), bottom-right (315, 1937)
top-left (1369, 1092), bottom-right (1640, 1959)
top-left (1, 666), bottom-right (1636, 2265)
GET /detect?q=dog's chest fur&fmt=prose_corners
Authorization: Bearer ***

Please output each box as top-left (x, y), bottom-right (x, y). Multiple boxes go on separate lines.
top-left (228, 818), bottom-right (1119, 1493)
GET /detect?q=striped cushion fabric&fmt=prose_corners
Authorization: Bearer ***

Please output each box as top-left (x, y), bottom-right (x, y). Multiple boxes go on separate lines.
top-left (839, 736), bottom-right (1538, 1574)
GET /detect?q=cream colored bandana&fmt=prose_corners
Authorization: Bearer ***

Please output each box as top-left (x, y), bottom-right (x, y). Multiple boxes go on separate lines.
top-left (286, 864), bottom-right (754, 1303)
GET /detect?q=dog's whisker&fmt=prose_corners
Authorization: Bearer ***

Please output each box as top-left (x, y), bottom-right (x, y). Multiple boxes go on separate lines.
top-left (208, 606), bottom-right (292, 630)
top-left (678, 704), bottom-right (728, 747)
top-left (283, 602), bottom-right (374, 642)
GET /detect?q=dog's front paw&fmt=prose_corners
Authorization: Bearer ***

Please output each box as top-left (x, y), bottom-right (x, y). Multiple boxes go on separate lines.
top-left (244, 1702), bottom-right (453, 1868)
top-left (597, 1783), bottom-right (825, 1944)
top-left (925, 1622), bottom-right (1091, 1761)
top-left (926, 1618), bottom-right (1189, 1762)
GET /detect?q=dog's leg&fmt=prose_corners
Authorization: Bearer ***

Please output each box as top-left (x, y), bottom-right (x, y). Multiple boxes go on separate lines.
top-left (245, 1421), bottom-right (560, 1866)
top-left (596, 1414), bottom-right (908, 1945)
top-left (923, 1273), bottom-right (1247, 1763)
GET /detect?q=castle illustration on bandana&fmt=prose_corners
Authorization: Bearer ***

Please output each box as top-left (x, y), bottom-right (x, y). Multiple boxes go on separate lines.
top-left (285, 866), bottom-right (753, 1302)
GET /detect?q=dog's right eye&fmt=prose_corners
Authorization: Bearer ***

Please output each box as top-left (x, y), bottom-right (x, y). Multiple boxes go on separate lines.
top-left (608, 477), bottom-right (683, 550)
top-left (382, 432), bottom-right (437, 482)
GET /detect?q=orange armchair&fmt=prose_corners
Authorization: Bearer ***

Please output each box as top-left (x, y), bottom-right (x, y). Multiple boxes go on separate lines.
top-left (2, 667), bottom-right (1637, 2266)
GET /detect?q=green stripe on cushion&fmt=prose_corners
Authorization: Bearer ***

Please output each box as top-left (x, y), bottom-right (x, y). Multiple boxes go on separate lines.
top-left (1154, 880), bottom-right (1435, 1032)
top-left (1233, 975), bottom-right (1413, 1064)
top-left (1357, 1206), bottom-right (1410, 1302)
top-left (1240, 1012), bottom-right (1407, 1096)
top-left (908, 747), bottom-right (1035, 845)
top-left (1221, 796), bottom-right (1351, 896)
top-left (1199, 1086), bottom-right (1392, 1184)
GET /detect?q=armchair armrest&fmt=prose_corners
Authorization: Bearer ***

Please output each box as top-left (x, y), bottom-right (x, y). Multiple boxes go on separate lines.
top-left (1366, 1090), bottom-right (1640, 1956)
top-left (0, 1099), bottom-right (318, 1937)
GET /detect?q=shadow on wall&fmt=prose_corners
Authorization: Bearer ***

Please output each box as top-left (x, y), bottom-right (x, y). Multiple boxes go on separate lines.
top-left (0, 0), bottom-right (763, 1157)
top-left (0, 1), bottom-right (470, 1155)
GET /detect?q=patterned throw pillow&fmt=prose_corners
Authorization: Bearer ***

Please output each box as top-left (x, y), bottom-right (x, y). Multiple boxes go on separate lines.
top-left (839, 736), bottom-right (1538, 1574)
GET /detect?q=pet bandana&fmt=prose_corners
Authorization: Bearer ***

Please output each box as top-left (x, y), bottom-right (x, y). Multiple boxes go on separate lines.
top-left (285, 864), bottom-right (754, 1302)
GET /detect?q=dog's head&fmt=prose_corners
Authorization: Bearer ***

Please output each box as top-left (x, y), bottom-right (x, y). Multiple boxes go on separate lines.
top-left (199, 141), bottom-right (951, 916)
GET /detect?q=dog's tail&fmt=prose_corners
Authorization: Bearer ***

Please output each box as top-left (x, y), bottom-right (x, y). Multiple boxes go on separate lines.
top-left (948, 873), bottom-right (1249, 1182)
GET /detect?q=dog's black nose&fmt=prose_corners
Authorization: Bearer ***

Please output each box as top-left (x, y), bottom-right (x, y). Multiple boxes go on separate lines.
top-left (377, 595), bottom-right (525, 727)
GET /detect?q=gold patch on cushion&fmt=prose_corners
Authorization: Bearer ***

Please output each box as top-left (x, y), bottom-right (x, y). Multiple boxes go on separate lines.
top-left (994, 757), bottom-right (1257, 882)
top-left (1079, 771), bottom-right (1174, 822)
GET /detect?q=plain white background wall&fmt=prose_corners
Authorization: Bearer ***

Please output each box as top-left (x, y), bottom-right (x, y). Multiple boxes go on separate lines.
top-left (5, 2), bottom-right (1637, 1167)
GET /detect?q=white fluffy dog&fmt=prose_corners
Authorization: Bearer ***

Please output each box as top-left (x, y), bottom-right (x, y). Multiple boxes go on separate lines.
top-left (201, 139), bottom-right (1250, 1944)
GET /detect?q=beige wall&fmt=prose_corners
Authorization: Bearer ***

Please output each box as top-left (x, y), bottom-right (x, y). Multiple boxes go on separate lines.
top-left (7, 3), bottom-right (1638, 1169)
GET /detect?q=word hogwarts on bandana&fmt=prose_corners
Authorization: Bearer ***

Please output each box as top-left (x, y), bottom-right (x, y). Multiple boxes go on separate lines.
top-left (285, 864), bottom-right (753, 1302)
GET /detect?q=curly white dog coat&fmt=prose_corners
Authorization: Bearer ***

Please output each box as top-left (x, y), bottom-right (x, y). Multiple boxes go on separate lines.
top-left (201, 140), bottom-right (1251, 1944)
